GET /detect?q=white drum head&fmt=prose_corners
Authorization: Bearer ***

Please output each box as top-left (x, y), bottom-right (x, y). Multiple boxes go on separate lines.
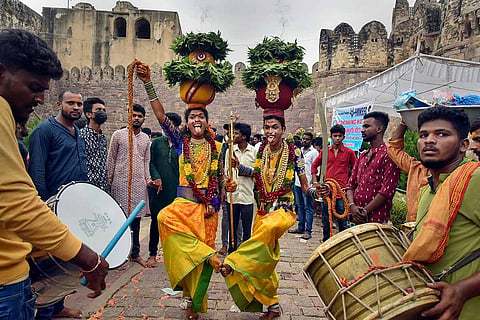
top-left (55, 182), bottom-right (131, 268)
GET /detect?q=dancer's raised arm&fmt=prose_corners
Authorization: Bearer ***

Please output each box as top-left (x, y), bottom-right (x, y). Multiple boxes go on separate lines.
top-left (136, 62), bottom-right (166, 124)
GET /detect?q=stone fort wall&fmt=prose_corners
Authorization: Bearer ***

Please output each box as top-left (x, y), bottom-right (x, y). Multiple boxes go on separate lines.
top-left (2, 0), bottom-right (480, 138)
top-left (0, 0), bottom-right (42, 34)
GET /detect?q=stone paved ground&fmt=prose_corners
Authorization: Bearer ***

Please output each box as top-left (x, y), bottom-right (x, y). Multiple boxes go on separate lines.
top-left (63, 210), bottom-right (329, 319)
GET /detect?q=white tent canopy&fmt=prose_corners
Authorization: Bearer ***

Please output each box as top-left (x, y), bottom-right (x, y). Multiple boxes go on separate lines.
top-left (325, 54), bottom-right (480, 117)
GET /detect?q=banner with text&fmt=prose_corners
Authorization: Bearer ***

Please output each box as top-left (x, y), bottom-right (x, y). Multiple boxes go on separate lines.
top-left (331, 101), bottom-right (374, 151)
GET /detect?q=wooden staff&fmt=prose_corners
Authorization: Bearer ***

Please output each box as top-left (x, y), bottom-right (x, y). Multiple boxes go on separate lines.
top-left (228, 112), bottom-right (235, 248)
top-left (315, 90), bottom-right (329, 183)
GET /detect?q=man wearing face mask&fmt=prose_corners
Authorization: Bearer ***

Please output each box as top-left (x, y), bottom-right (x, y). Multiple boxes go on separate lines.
top-left (80, 97), bottom-right (108, 191)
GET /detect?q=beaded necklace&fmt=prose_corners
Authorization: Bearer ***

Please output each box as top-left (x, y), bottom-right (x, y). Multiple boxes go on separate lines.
top-left (182, 128), bottom-right (219, 218)
top-left (262, 142), bottom-right (288, 187)
top-left (253, 139), bottom-right (296, 215)
top-left (189, 140), bottom-right (212, 185)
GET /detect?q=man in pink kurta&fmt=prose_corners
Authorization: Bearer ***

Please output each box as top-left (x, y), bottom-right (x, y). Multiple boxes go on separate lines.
top-left (107, 104), bottom-right (152, 266)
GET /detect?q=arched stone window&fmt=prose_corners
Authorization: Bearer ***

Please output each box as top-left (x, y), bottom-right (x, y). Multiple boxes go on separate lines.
top-left (114, 17), bottom-right (127, 38)
top-left (464, 21), bottom-right (472, 38)
top-left (135, 18), bottom-right (151, 39)
top-left (234, 62), bottom-right (246, 73)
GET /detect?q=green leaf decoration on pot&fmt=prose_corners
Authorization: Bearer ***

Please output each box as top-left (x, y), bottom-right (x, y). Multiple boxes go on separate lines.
top-left (163, 31), bottom-right (234, 95)
top-left (170, 31), bottom-right (231, 61)
top-left (242, 37), bottom-right (313, 91)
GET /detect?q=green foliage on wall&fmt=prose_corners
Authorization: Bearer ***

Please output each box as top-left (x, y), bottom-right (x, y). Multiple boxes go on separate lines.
top-left (24, 117), bottom-right (43, 150)
top-left (391, 192), bottom-right (407, 229)
top-left (397, 128), bottom-right (420, 190)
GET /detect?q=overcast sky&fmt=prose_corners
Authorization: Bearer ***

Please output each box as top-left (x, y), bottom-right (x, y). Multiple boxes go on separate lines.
top-left (22, 0), bottom-right (415, 70)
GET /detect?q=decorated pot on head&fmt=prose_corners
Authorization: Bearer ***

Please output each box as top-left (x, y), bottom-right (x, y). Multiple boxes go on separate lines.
top-left (241, 37), bottom-right (312, 118)
top-left (163, 31), bottom-right (234, 109)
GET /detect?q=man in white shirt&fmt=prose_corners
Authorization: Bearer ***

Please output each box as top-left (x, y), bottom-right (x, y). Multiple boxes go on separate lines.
top-left (221, 122), bottom-right (257, 253)
top-left (289, 132), bottom-right (319, 239)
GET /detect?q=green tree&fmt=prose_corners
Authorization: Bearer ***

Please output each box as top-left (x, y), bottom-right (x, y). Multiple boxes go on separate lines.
top-left (24, 117), bottom-right (43, 150)
top-left (397, 128), bottom-right (420, 190)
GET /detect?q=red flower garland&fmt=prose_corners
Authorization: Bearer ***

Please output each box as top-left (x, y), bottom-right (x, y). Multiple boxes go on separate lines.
top-left (254, 140), bottom-right (296, 215)
top-left (182, 133), bottom-right (218, 218)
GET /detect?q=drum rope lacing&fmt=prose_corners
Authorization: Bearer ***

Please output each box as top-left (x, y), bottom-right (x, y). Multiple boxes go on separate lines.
top-left (322, 178), bottom-right (349, 238)
top-left (127, 60), bottom-right (142, 215)
top-left (338, 260), bottom-right (433, 287)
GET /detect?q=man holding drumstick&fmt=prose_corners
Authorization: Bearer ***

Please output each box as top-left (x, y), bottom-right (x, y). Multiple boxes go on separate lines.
top-left (0, 29), bottom-right (108, 320)
top-left (28, 89), bottom-right (89, 319)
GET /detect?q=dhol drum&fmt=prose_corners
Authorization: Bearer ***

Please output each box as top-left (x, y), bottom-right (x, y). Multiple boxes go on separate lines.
top-left (31, 181), bottom-right (132, 307)
top-left (303, 223), bottom-right (439, 320)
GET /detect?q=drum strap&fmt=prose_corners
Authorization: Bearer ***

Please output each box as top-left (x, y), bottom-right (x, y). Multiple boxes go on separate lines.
top-left (434, 247), bottom-right (480, 281)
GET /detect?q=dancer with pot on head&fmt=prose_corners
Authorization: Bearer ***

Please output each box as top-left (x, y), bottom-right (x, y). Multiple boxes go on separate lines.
top-left (136, 31), bottom-right (234, 320)
top-left (220, 37), bottom-right (317, 320)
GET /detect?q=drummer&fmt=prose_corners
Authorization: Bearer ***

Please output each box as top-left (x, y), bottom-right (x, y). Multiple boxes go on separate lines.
top-left (0, 29), bottom-right (108, 320)
top-left (403, 106), bottom-right (480, 319)
top-left (28, 88), bottom-right (90, 319)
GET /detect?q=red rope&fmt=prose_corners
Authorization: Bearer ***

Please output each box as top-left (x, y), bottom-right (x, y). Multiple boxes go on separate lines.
top-left (339, 261), bottom-right (432, 287)
top-left (127, 60), bottom-right (141, 215)
top-left (323, 178), bottom-right (349, 237)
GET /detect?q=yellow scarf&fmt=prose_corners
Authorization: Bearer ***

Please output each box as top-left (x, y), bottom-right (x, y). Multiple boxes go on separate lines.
top-left (403, 161), bottom-right (479, 263)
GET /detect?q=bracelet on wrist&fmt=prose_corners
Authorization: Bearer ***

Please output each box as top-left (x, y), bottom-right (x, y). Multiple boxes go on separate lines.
top-left (144, 80), bottom-right (158, 101)
top-left (348, 202), bottom-right (355, 207)
top-left (81, 253), bottom-right (101, 273)
top-left (307, 187), bottom-right (319, 199)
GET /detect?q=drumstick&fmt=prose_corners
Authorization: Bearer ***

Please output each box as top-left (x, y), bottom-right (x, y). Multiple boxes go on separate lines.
top-left (81, 200), bottom-right (146, 285)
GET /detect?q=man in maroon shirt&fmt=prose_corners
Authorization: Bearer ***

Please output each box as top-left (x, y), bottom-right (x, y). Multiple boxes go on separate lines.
top-left (312, 124), bottom-right (357, 241)
top-left (346, 111), bottom-right (400, 224)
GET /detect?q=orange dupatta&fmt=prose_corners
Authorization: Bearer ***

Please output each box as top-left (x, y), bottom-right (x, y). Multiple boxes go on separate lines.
top-left (403, 162), bottom-right (480, 264)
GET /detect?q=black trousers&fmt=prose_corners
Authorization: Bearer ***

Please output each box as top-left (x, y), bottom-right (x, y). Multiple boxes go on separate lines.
top-left (225, 203), bottom-right (254, 253)
top-left (149, 209), bottom-right (160, 257)
top-left (130, 217), bottom-right (141, 259)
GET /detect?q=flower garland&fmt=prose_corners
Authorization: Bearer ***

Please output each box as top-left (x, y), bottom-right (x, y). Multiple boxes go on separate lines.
top-left (253, 139), bottom-right (295, 215)
top-left (182, 127), bottom-right (219, 218)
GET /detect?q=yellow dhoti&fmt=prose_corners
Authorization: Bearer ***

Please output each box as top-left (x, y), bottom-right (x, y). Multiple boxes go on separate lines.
top-left (159, 197), bottom-right (218, 313)
top-left (224, 208), bottom-right (295, 311)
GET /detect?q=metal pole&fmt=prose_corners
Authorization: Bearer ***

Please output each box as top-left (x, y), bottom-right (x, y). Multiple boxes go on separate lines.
top-left (409, 38), bottom-right (422, 91)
